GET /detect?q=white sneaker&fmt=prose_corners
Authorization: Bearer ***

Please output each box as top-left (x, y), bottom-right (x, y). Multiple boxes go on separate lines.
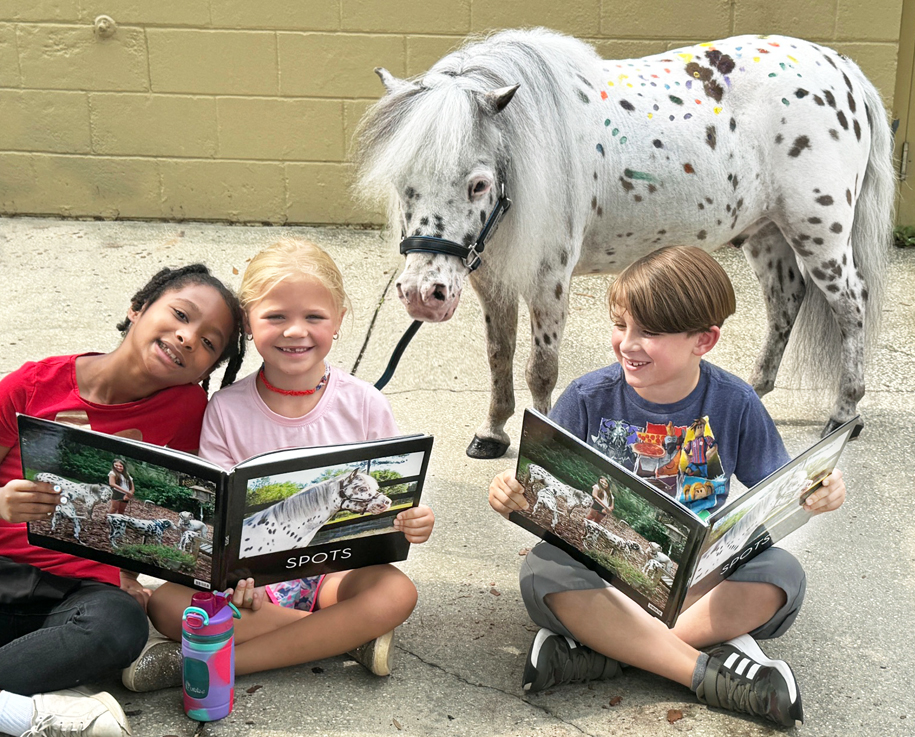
top-left (25, 688), bottom-right (130, 737)
top-left (347, 629), bottom-right (395, 676)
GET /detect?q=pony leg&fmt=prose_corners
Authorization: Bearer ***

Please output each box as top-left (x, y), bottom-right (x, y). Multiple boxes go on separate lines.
top-left (525, 279), bottom-right (570, 416)
top-left (742, 222), bottom-right (807, 397)
top-left (466, 277), bottom-right (519, 459)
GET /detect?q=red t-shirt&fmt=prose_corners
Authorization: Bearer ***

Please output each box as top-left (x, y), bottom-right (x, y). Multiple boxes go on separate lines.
top-left (0, 354), bottom-right (208, 585)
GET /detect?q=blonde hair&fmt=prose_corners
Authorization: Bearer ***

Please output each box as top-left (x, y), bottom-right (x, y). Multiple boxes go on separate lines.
top-left (239, 239), bottom-right (351, 317)
top-left (607, 246), bottom-right (736, 334)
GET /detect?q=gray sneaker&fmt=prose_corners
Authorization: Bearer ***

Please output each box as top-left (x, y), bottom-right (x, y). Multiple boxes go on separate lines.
top-left (696, 634), bottom-right (803, 728)
top-left (121, 632), bottom-right (182, 693)
top-left (522, 628), bottom-right (622, 693)
top-left (26, 688), bottom-right (130, 737)
top-left (347, 629), bottom-right (395, 676)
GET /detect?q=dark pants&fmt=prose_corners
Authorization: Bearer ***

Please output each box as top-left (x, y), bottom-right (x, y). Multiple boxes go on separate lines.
top-left (0, 559), bottom-right (148, 695)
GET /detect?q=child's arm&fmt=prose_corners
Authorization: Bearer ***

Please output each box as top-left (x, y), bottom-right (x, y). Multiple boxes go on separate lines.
top-left (803, 468), bottom-right (846, 515)
top-left (394, 504), bottom-right (434, 544)
top-left (488, 469), bottom-right (528, 519)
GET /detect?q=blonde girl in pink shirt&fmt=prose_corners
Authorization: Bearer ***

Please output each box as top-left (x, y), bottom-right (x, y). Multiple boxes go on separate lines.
top-left (127, 240), bottom-right (434, 691)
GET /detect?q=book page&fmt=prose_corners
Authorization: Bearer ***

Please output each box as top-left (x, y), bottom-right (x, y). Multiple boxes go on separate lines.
top-left (221, 435), bottom-right (433, 586)
top-left (19, 415), bottom-right (225, 590)
top-left (510, 410), bottom-right (702, 625)
top-left (684, 417), bottom-right (858, 601)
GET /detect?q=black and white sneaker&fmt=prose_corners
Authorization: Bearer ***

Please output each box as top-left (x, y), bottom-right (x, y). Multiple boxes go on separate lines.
top-left (696, 634), bottom-right (803, 728)
top-left (522, 628), bottom-right (621, 694)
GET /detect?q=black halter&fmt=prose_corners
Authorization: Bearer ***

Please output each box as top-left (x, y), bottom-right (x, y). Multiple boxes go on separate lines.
top-left (398, 182), bottom-right (512, 273)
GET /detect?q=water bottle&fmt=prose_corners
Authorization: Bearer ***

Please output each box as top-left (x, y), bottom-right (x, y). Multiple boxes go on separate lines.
top-left (181, 591), bottom-right (241, 721)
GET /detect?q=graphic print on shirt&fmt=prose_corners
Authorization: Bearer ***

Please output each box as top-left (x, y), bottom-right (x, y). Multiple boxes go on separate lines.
top-left (592, 416), bottom-right (726, 513)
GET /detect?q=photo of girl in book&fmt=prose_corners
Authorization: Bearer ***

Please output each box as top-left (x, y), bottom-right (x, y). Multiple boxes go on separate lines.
top-left (107, 458), bottom-right (134, 515)
top-left (239, 455), bottom-right (422, 560)
top-left (585, 476), bottom-right (614, 523)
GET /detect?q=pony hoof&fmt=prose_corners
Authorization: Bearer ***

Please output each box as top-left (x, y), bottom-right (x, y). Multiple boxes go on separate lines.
top-left (821, 417), bottom-right (863, 439)
top-left (466, 436), bottom-right (510, 459)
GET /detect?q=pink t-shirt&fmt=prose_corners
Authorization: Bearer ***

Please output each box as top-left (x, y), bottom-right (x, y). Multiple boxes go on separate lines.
top-left (199, 368), bottom-right (400, 469)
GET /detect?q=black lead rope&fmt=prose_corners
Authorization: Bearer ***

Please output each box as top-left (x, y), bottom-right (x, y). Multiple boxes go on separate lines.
top-left (374, 320), bottom-right (423, 390)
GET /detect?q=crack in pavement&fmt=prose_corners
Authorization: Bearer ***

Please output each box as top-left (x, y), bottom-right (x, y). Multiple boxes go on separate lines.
top-left (397, 645), bottom-right (599, 736)
top-left (349, 269), bottom-right (398, 377)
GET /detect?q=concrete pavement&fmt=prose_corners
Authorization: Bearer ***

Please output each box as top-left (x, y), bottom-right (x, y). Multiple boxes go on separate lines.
top-left (1, 216), bottom-right (913, 737)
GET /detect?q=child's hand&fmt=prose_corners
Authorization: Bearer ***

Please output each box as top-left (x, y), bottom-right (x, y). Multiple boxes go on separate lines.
top-left (394, 504), bottom-right (435, 544)
top-left (0, 478), bottom-right (61, 524)
top-left (226, 577), bottom-right (266, 611)
top-left (489, 469), bottom-right (528, 519)
top-left (119, 571), bottom-right (152, 611)
top-left (803, 469), bottom-right (846, 515)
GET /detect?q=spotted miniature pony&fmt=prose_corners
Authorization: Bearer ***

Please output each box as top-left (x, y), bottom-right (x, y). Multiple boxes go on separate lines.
top-left (354, 28), bottom-right (894, 459)
top-left (241, 469), bottom-right (392, 558)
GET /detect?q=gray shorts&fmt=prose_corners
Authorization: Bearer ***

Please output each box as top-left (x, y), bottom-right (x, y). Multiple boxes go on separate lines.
top-left (520, 542), bottom-right (806, 641)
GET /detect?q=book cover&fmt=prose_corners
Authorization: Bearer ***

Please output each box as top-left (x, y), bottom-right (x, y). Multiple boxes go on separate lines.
top-left (19, 415), bottom-right (433, 591)
top-left (510, 409), bottom-right (858, 626)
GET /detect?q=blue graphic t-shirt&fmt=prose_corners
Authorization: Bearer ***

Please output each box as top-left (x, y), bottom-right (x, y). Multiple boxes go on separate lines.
top-left (548, 361), bottom-right (790, 513)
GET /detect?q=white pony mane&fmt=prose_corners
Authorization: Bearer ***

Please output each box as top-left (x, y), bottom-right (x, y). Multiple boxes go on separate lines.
top-left (248, 475), bottom-right (344, 527)
top-left (353, 28), bottom-right (602, 293)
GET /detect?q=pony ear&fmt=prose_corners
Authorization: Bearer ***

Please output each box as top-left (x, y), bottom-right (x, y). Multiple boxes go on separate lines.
top-left (375, 67), bottom-right (420, 95)
top-left (479, 84), bottom-right (521, 114)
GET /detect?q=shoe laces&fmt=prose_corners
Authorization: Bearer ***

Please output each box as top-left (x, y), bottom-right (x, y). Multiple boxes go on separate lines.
top-left (718, 668), bottom-right (768, 717)
top-left (24, 712), bottom-right (86, 737)
top-left (555, 643), bottom-right (612, 684)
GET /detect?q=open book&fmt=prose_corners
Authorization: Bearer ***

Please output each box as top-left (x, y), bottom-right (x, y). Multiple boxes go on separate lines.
top-left (19, 415), bottom-right (432, 591)
top-left (510, 409), bottom-right (859, 626)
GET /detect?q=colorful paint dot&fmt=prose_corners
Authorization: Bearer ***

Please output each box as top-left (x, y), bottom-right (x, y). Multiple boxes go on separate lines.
top-left (769, 73), bottom-right (777, 77)
top-left (684, 163), bottom-right (695, 174)
top-left (596, 143), bottom-right (605, 154)
top-left (684, 113), bottom-right (693, 119)
top-left (782, 98), bottom-right (790, 105)
top-left (605, 119), bottom-right (611, 126)
top-left (612, 128), bottom-right (619, 136)
top-left (647, 112), bottom-right (653, 118)
top-left (779, 62), bottom-right (786, 70)
top-left (788, 55), bottom-right (798, 63)
top-left (669, 95), bottom-right (683, 105)
top-left (714, 107), bottom-right (722, 115)
top-left (695, 99), bottom-right (702, 104)
top-left (753, 57), bottom-right (760, 62)
top-left (601, 90), bottom-right (608, 99)
top-left (619, 136), bottom-right (628, 144)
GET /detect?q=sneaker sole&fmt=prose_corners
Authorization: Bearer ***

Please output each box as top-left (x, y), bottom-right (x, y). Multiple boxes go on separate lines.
top-left (371, 630), bottom-right (394, 677)
top-left (726, 634), bottom-right (799, 706)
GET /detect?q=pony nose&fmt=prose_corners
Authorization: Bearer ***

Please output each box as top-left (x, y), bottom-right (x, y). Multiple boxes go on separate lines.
top-left (420, 281), bottom-right (449, 303)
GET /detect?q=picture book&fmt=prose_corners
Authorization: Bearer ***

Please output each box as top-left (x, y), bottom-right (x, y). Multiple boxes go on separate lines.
top-left (509, 409), bottom-right (859, 626)
top-left (19, 415), bottom-right (433, 591)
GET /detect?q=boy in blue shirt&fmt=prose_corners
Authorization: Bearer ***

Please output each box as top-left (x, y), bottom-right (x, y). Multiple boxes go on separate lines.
top-left (489, 246), bottom-right (846, 728)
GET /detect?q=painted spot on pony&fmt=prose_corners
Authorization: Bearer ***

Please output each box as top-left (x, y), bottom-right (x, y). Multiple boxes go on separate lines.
top-left (354, 29), bottom-right (892, 458)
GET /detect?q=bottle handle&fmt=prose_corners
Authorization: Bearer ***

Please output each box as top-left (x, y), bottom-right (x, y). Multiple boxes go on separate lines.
top-left (182, 606), bottom-right (210, 627)
top-left (229, 602), bottom-right (241, 619)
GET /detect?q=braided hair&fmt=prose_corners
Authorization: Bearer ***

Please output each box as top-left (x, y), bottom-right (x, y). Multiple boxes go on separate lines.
top-left (116, 264), bottom-right (246, 391)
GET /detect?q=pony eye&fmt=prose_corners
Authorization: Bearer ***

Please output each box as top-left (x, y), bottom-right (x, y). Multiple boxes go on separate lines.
top-left (468, 178), bottom-right (491, 199)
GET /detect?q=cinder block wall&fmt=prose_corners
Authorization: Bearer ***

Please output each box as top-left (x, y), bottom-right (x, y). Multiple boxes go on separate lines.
top-left (0, 1), bottom-right (904, 225)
